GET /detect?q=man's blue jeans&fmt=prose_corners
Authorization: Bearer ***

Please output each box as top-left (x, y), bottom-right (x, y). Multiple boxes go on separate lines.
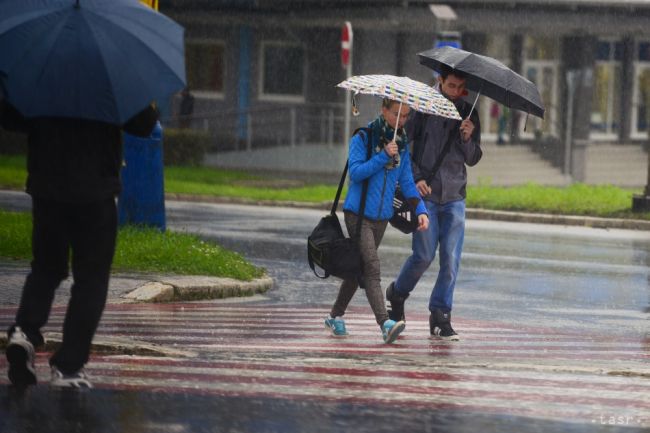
top-left (394, 199), bottom-right (465, 312)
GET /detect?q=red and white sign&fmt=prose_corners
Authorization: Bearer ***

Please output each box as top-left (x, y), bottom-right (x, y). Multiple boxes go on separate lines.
top-left (341, 21), bottom-right (353, 68)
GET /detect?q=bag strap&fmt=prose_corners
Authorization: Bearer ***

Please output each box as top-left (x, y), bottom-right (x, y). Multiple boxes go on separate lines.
top-left (307, 243), bottom-right (328, 279)
top-left (424, 129), bottom-right (455, 186)
top-left (331, 127), bottom-right (372, 238)
top-left (330, 159), bottom-right (348, 215)
top-left (423, 101), bottom-right (476, 186)
top-left (351, 127), bottom-right (372, 241)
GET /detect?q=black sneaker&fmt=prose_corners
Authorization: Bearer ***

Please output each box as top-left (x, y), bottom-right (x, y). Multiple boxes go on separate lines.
top-left (6, 327), bottom-right (37, 386)
top-left (386, 282), bottom-right (409, 322)
top-left (429, 309), bottom-right (460, 341)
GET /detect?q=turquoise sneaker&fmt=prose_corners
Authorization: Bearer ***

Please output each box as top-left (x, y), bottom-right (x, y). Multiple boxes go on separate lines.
top-left (324, 316), bottom-right (348, 337)
top-left (382, 319), bottom-right (405, 344)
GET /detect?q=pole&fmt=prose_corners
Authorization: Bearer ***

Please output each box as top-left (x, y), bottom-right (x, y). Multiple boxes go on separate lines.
top-left (343, 58), bottom-right (352, 146)
top-left (342, 21), bottom-right (353, 169)
top-left (564, 71), bottom-right (577, 177)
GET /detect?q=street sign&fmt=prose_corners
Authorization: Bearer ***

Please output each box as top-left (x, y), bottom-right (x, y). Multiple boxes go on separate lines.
top-left (435, 31), bottom-right (461, 49)
top-left (341, 21), bottom-right (353, 68)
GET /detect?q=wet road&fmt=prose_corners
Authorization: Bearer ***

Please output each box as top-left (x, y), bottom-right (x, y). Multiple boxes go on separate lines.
top-left (1, 192), bottom-right (649, 432)
top-left (166, 200), bottom-right (650, 335)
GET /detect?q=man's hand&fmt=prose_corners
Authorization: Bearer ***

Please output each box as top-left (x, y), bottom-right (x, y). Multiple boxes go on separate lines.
top-left (417, 214), bottom-right (429, 231)
top-left (460, 118), bottom-right (475, 142)
top-left (416, 180), bottom-right (431, 197)
top-left (384, 140), bottom-right (398, 157)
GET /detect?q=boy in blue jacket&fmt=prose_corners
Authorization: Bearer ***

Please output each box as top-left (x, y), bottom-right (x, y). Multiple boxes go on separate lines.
top-left (324, 98), bottom-right (429, 343)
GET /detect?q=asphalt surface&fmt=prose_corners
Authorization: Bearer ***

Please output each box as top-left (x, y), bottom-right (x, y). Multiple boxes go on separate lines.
top-left (0, 190), bottom-right (648, 433)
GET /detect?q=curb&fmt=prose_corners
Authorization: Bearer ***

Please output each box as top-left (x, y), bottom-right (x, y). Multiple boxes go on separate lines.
top-left (466, 208), bottom-right (650, 231)
top-left (121, 275), bottom-right (274, 303)
top-left (165, 193), bottom-right (650, 231)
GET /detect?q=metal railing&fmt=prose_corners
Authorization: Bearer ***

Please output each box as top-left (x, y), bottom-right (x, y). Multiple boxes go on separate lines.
top-left (163, 103), bottom-right (347, 152)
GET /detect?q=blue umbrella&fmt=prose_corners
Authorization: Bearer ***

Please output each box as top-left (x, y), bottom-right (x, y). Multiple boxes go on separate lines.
top-left (0, 0), bottom-right (186, 125)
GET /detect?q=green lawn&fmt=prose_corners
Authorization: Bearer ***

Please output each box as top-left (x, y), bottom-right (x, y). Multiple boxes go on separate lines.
top-left (0, 210), bottom-right (264, 281)
top-left (1, 154), bottom-right (648, 219)
top-left (467, 182), bottom-right (645, 218)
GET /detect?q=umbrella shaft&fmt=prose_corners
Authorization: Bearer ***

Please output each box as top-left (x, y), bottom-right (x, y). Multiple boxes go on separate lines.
top-left (468, 90), bottom-right (480, 120)
top-left (393, 101), bottom-right (403, 142)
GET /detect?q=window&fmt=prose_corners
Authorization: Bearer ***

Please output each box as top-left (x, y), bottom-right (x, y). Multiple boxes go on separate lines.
top-left (259, 41), bottom-right (305, 101)
top-left (521, 37), bottom-right (559, 137)
top-left (591, 40), bottom-right (623, 139)
top-left (185, 39), bottom-right (225, 97)
top-left (632, 41), bottom-right (650, 138)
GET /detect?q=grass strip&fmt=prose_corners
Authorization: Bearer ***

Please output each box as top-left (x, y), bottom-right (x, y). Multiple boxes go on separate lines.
top-left (0, 210), bottom-right (264, 281)
top-left (1, 155), bottom-right (648, 219)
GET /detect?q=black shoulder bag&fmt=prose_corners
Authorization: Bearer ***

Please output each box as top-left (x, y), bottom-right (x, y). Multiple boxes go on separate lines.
top-left (307, 128), bottom-right (372, 280)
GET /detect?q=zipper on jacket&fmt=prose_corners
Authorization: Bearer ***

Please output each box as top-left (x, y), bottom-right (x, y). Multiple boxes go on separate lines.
top-left (376, 169), bottom-right (388, 219)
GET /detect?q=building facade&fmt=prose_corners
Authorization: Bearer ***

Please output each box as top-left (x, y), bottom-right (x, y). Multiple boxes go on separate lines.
top-left (161, 0), bottom-right (650, 159)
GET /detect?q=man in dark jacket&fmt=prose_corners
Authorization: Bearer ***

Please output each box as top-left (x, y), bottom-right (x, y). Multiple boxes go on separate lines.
top-left (1, 96), bottom-right (157, 388)
top-left (386, 66), bottom-right (482, 341)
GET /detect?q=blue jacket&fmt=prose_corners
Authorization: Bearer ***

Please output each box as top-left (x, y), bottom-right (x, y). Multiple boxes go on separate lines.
top-left (343, 126), bottom-right (428, 221)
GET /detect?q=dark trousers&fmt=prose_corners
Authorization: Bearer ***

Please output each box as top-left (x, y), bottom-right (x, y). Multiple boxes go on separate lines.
top-left (10, 196), bottom-right (117, 374)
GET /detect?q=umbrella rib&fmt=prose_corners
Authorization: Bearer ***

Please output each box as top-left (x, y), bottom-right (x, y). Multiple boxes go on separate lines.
top-left (83, 6), bottom-right (184, 61)
top-left (83, 12), bottom-right (183, 121)
top-left (18, 12), bottom-right (73, 114)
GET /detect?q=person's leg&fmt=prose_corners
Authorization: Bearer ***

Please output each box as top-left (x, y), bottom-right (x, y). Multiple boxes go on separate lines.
top-left (358, 218), bottom-right (389, 327)
top-left (394, 201), bottom-right (439, 296)
top-left (330, 213), bottom-right (387, 317)
top-left (49, 197), bottom-right (117, 375)
top-left (11, 198), bottom-right (70, 346)
top-left (429, 199), bottom-right (465, 313)
top-left (7, 198), bottom-right (69, 386)
top-left (329, 277), bottom-right (358, 320)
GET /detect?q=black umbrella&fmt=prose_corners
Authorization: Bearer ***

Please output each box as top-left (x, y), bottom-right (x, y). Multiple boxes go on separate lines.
top-left (418, 46), bottom-right (545, 120)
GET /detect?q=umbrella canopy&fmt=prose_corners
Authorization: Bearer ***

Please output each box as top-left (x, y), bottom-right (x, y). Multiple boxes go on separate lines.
top-left (0, 0), bottom-right (186, 125)
top-left (418, 46), bottom-right (544, 119)
top-left (337, 74), bottom-right (461, 121)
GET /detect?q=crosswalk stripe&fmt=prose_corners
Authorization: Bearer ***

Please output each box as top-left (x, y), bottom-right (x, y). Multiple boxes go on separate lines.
top-left (1, 302), bottom-right (648, 427)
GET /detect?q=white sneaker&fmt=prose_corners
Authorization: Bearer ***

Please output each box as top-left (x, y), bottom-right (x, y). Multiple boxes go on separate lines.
top-left (50, 366), bottom-right (93, 388)
top-left (6, 326), bottom-right (37, 386)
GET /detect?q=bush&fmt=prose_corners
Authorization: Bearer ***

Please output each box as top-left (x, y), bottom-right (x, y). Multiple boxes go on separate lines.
top-left (0, 129), bottom-right (27, 155)
top-left (163, 127), bottom-right (209, 166)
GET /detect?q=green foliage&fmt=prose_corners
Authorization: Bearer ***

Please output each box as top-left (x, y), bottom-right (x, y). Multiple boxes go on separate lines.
top-left (164, 166), bottom-right (339, 203)
top-left (0, 210), bottom-right (32, 259)
top-left (0, 156), bottom-right (648, 218)
top-left (113, 226), bottom-right (264, 280)
top-left (467, 182), bottom-right (643, 218)
top-left (0, 211), bottom-right (264, 281)
top-left (163, 128), bottom-right (210, 166)
top-left (0, 154), bottom-right (26, 189)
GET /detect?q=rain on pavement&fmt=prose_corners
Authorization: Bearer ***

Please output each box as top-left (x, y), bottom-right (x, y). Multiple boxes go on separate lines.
top-left (1, 194), bottom-right (649, 432)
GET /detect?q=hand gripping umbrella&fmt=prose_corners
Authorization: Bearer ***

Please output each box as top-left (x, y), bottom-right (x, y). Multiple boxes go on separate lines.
top-left (418, 46), bottom-right (545, 123)
top-left (337, 74), bottom-right (461, 142)
top-left (0, 0), bottom-right (186, 125)
top-left (337, 74), bottom-right (461, 234)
